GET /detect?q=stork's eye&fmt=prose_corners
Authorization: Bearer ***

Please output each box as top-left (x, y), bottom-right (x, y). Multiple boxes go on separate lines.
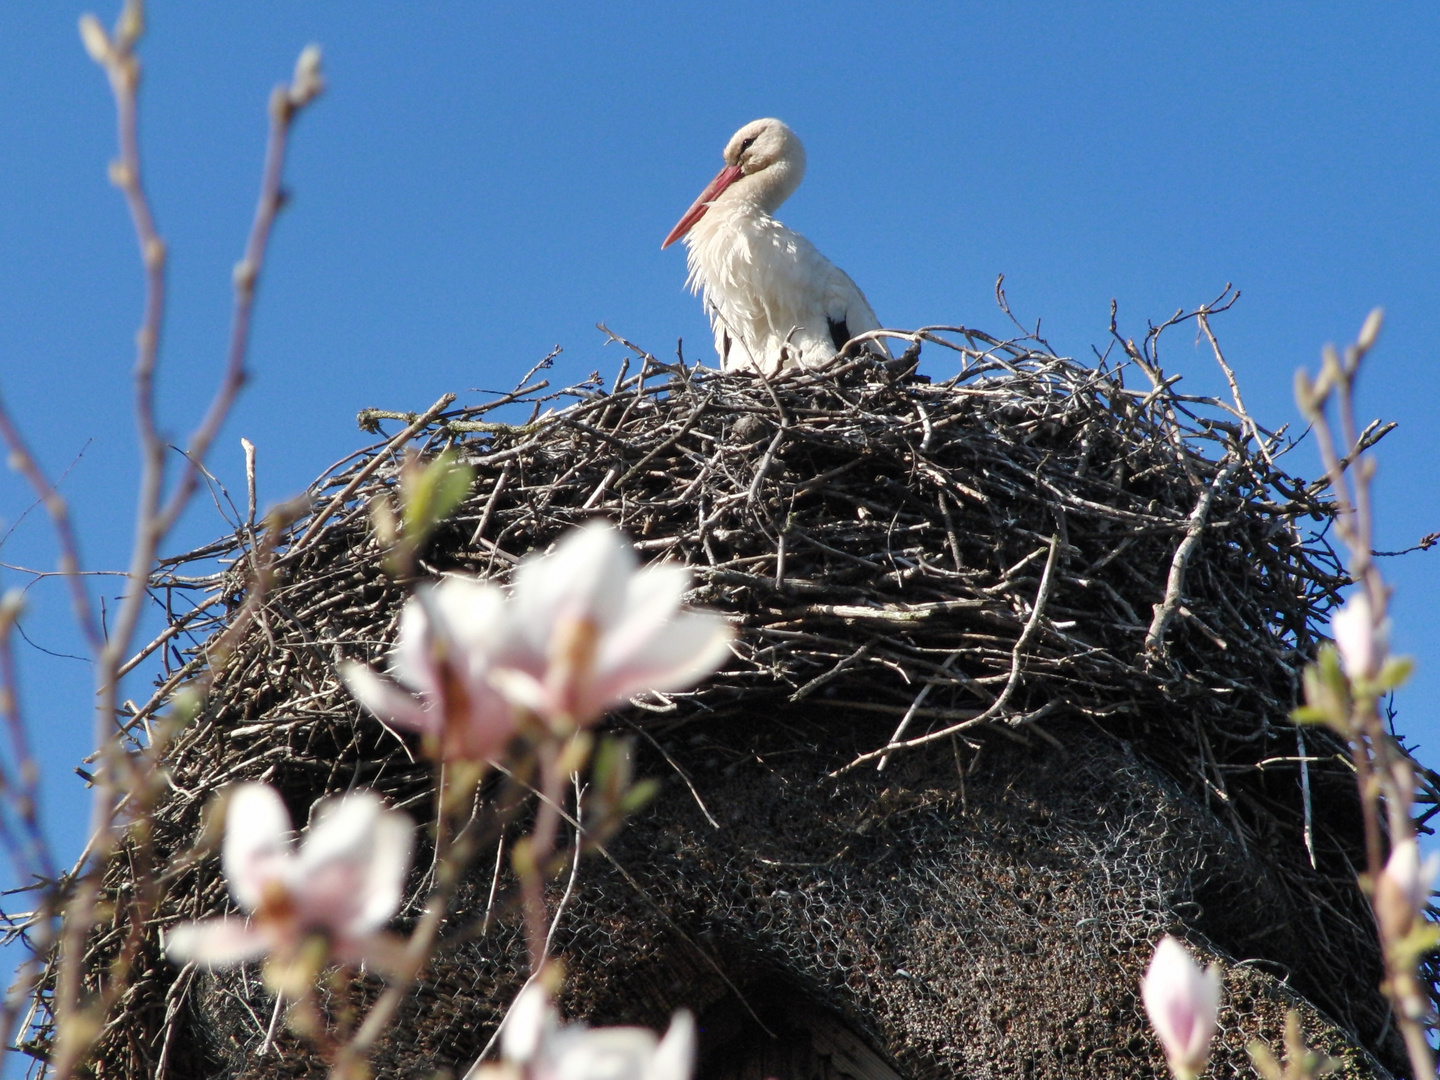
top-left (739, 136), bottom-right (757, 154)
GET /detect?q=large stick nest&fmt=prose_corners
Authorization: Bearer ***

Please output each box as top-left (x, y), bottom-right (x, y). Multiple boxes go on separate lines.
top-left (32, 301), bottom-right (1440, 1078)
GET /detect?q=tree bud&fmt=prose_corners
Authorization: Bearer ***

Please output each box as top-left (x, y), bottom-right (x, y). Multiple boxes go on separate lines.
top-left (1142, 936), bottom-right (1221, 1080)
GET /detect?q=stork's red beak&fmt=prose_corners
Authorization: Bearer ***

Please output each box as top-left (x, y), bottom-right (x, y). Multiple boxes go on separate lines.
top-left (662, 163), bottom-right (744, 249)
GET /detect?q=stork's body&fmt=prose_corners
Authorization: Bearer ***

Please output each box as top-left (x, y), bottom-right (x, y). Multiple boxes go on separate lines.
top-left (663, 118), bottom-right (888, 374)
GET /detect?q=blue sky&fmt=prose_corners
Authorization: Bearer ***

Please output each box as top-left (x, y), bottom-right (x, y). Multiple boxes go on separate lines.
top-left (1, 3), bottom-right (1438, 876)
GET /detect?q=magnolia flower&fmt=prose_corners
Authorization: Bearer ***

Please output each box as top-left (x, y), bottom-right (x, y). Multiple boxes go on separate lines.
top-left (1141, 936), bottom-right (1221, 1080)
top-left (345, 522), bottom-right (732, 754)
top-left (1331, 591), bottom-right (1389, 681)
top-left (342, 576), bottom-right (518, 761)
top-left (495, 981), bottom-right (695, 1080)
top-left (487, 521), bottom-right (733, 730)
top-left (165, 784), bottom-right (414, 991)
top-left (1374, 837), bottom-right (1439, 942)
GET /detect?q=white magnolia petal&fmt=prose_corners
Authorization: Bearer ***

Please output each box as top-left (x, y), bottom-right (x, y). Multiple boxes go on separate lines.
top-left (501, 981), bottom-right (556, 1064)
top-left (164, 917), bottom-right (269, 968)
top-left (341, 660), bottom-right (434, 735)
top-left (432, 576), bottom-right (508, 658)
top-left (221, 783), bottom-right (293, 912)
top-left (1191, 966), bottom-right (1221, 1055)
top-left (391, 594), bottom-right (440, 695)
top-left (1331, 591), bottom-right (1389, 680)
top-left (513, 521), bottom-right (635, 645)
top-left (1377, 838), bottom-right (1439, 938)
top-left (645, 1011), bottom-right (696, 1080)
top-left (593, 611), bottom-right (732, 705)
top-left (1141, 936), bottom-right (1220, 1075)
top-left (489, 667), bottom-right (555, 717)
top-left (603, 564), bottom-right (692, 654)
top-left (292, 794), bottom-right (397, 936)
top-left (552, 1027), bottom-right (658, 1080)
top-left (349, 808), bottom-right (415, 935)
top-left (1386, 839), bottom-right (1424, 903)
top-left (296, 792), bottom-right (385, 883)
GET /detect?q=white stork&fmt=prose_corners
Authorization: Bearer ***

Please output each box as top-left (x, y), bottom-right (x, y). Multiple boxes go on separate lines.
top-left (662, 118), bottom-right (890, 374)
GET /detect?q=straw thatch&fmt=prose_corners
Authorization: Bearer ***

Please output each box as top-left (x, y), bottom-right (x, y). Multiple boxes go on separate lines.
top-left (27, 296), bottom-right (1438, 1078)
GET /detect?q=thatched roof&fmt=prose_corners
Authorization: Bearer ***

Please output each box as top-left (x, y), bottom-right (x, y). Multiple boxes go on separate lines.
top-left (37, 303), bottom-right (1436, 1078)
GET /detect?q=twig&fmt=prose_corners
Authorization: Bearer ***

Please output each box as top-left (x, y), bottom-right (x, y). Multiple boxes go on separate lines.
top-left (833, 535), bottom-right (1061, 774)
top-left (1198, 309), bottom-right (1275, 471)
top-left (291, 394), bottom-right (456, 553)
top-left (1296, 726), bottom-right (1316, 870)
top-left (0, 404), bottom-right (101, 652)
top-left (242, 438), bottom-right (258, 529)
top-left (877, 652), bottom-right (959, 772)
top-left (1144, 455), bottom-right (1241, 656)
top-left (48, 20), bottom-right (326, 1075)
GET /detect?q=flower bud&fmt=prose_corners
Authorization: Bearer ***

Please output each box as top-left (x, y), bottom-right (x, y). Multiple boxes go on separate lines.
top-left (115, 0), bottom-right (144, 50)
top-left (289, 44), bottom-right (325, 107)
top-left (1141, 936), bottom-right (1221, 1080)
top-left (1330, 592), bottom-right (1388, 681)
top-left (78, 14), bottom-right (112, 64)
top-left (1357, 307), bottom-right (1384, 354)
top-left (1374, 838), bottom-right (1438, 943)
top-left (1293, 368), bottom-right (1318, 418)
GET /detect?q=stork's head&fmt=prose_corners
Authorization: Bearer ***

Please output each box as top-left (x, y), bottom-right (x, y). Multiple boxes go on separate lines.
top-left (662, 118), bottom-right (807, 249)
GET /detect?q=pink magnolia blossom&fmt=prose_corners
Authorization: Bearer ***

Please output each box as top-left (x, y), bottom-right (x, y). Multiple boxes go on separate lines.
top-left (1331, 591), bottom-right (1389, 681)
top-left (1375, 837), bottom-right (1439, 942)
top-left (164, 784), bottom-right (413, 988)
top-left (342, 576), bottom-right (519, 761)
top-left (487, 520), bottom-right (733, 730)
top-left (344, 522), bottom-right (732, 754)
top-left (495, 981), bottom-right (695, 1080)
top-left (1141, 936), bottom-right (1221, 1080)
